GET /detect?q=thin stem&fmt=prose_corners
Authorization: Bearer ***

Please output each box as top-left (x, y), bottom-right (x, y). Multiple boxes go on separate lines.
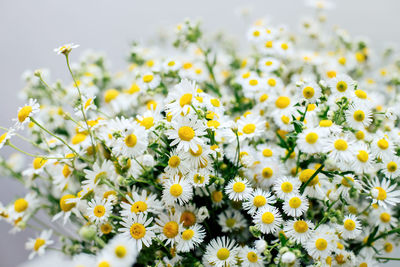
top-left (6, 142), bottom-right (66, 160)
top-left (0, 126), bottom-right (46, 151)
top-left (376, 257), bottom-right (400, 261)
top-left (300, 164), bottom-right (324, 194)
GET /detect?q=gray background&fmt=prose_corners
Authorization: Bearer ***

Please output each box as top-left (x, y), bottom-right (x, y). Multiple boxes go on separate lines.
top-left (1, 0), bottom-right (400, 266)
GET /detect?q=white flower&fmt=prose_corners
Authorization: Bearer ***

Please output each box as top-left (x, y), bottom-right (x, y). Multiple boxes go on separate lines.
top-left (238, 246), bottom-right (265, 267)
top-left (282, 194), bottom-right (309, 217)
top-left (13, 99), bottom-right (40, 130)
top-left (273, 176), bottom-right (301, 200)
top-left (243, 188), bottom-right (276, 215)
top-left (119, 213), bottom-right (155, 251)
top-left (25, 230), bottom-right (53, 259)
top-left (54, 43), bottom-right (79, 54)
top-left (284, 219), bottom-right (315, 244)
top-left (296, 127), bottom-right (329, 154)
top-left (366, 178), bottom-right (400, 208)
top-left (253, 206), bottom-right (282, 234)
top-left (225, 177), bottom-right (253, 201)
top-left (162, 175), bottom-right (193, 206)
top-left (338, 214), bottom-right (361, 239)
top-left (86, 197), bottom-right (113, 225)
top-left (155, 211), bottom-right (183, 246)
top-left (120, 189), bottom-right (162, 217)
top-left (345, 103), bottom-right (373, 129)
top-left (204, 237), bottom-right (239, 267)
top-left (176, 224), bottom-right (206, 252)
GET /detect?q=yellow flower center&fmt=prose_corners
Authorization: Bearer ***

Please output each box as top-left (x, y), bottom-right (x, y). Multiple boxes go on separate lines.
top-left (0, 132), bottom-right (8, 143)
top-left (226, 218), bottom-right (236, 228)
top-left (140, 117), bottom-right (154, 129)
top-left (377, 139), bottom-right (389, 150)
top-left (247, 252), bottom-right (258, 263)
top-left (18, 106), bottom-right (33, 122)
top-left (357, 150), bottom-right (369, 162)
top-left (281, 182), bottom-right (293, 193)
top-left (299, 169), bottom-right (319, 186)
top-left (336, 81), bottom-right (348, 92)
top-left (293, 220), bottom-right (308, 233)
top-left (210, 98), bottom-right (220, 107)
top-left (100, 223), bottom-right (112, 234)
top-left (104, 89), bottom-right (119, 103)
top-left (334, 139), bottom-right (348, 151)
top-left (98, 261), bottom-right (110, 267)
top-left (253, 195), bottom-right (266, 207)
top-left (289, 197), bottom-right (302, 209)
top-left (384, 242), bottom-right (393, 253)
top-left (180, 211), bottom-right (196, 227)
top-left (262, 167), bottom-right (273, 179)
top-left (115, 245), bottom-right (127, 258)
top-left (387, 161), bottom-right (397, 172)
top-left (168, 155), bottom-right (181, 168)
top-left (181, 229), bottom-right (194, 240)
top-left (72, 133), bottom-right (87, 145)
top-left (355, 89), bottom-right (367, 99)
top-left (374, 187), bottom-right (387, 200)
top-left (62, 164), bottom-right (71, 178)
top-left (217, 248), bottom-right (230, 260)
top-left (33, 238), bottom-right (45, 251)
top-left (130, 223), bottom-right (146, 239)
top-left (131, 201), bottom-right (148, 213)
top-left (60, 194), bottom-right (76, 212)
top-left (14, 198), bottom-right (29, 213)
top-left (249, 79), bottom-right (258, 86)
top-left (265, 60), bottom-right (273, 66)
top-left (380, 212), bottom-right (391, 223)
top-left (94, 205), bottom-right (106, 217)
top-left (344, 219), bottom-right (356, 231)
top-left (262, 149), bottom-right (273, 157)
top-left (178, 126), bottom-right (195, 141)
top-left (243, 123), bottom-right (256, 134)
top-left (305, 132), bottom-right (318, 144)
top-left (275, 96), bottom-right (290, 109)
top-left (353, 110), bottom-right (365, 122)
top-left (179, 93), bottom-right (192, 107)
top-left (265, 41), bottom-right (273, 48)
top-left (170, 184), bottom-right (183, 197)
top-left (232, 182), bottom-right (245, 193)
top-left (319, 120), bottom-right (333, 127)
top-left (315, 238), bottom-right (328, 251)
top-left (212, 191), bottom-right (223, 202)
top-left (355, 130), bottom-right (365, 140)
top-left (268, 78), bottom-right (276, 87)
top-left (33, 157), bottom-right (47, 170)
top-left (259, 94), bottom-right (269, 102)
top-left (341, 176), bottom-right (354, 187)
top-left (261, 212), bottom-right (275, 224)
top-left (142, 74), bottom-right (154, 83)
top-left (124, 134), bottom-right (137, 148)
top-left (303, 86), bottom-right (315, 99)
top-left (190, 144), bottom-right (203, 156)
top-left (163, 221), bottom-right (179, 238)
top-left (193, 174), bottom-right (205, 184)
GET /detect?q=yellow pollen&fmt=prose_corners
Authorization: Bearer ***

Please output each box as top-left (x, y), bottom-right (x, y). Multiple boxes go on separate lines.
top-left (380, 212), bottom-right (391, 223)
top-left (211, 191), bottom-right (223, 203)
top-left (262, 149), bottom-right (273, 157)
top-left (265, 41), bottom-right (273, 48)
top-left (338, 57), bottom-right (346, 65)
top-left (262, 167), bottom-right (273, 179)
top-left (275, 96), bottom-right (290, 109)
top-left (163, 221), bottom-right (179, 238)
top-left (14, 198), bottom-right (28, 213)
top-left (242, 72), bottom-right (250, 79)
top-left (232, 182), bottom-right (245, 193)
top-left (281, 43), bottom-right (289, 50)
top-left (167, 61), bottom-right (175, 67)
top-left (305, 132), bottom-right (318, 144)
top-left (18, 106), bottom-right (33, 122)
top-left (327, 70), bottom-right (336, 78)
top-left (336, 81), bottom-right (348, 92)
top-left (243, 123), bottom-right (256, 134)
top-left (293, 220), bottom-right (308, 233)
top-left (355, 130), bottom-right (365, 140)
top-left (140, 117), bottom-right (154, 129)
top-left (355, 89), bottom-right (367, 99)
top-left (377, 139), bottom-right (389, 150)
top-left (98, 261), bottom-right (110, 267)
top-left (33, 157), bottom-right (47, 170)
top-left (268, 78), bottom-right (276, 87)
top-left (62, 164), bottom-right (71, 178)
top-left (281, 182), bottom-right (293, 193)
top-left (115, 245), bottom-right (127, 258)
top-left (217, 248), bottom-right (230, 260)
top-left (170, 184), bottom-right (183, 197)
top-left (259, 94), bottom-right (268, 102)
top-left (247, 252), bottom-right (258, 263)
top-left (178, 126), bottom-right (195, 141)
top-left (226, 218), bottom-right (236, 228)
top-left (130, 223), bottom-right (146, 239)
top-left (344, 219), bottom-right (356, 231)
top-left (341, 176), bottom-right (354, 187)
top-left (303, 86), bottom-right (315, 99)
top-left (249, 79), bottom-right (258, 86)
top-left (281, 115), bottom-right (290, 124)
top-left (100, 223), bottom-right (112, 234)
top-left (262, 212), bottom-right (275, 224)
top-left (253, 30), bottom-right (260, 37)
top-left (60, 194), bottom-right (76, 212)
top-left (179, 93), bottom-right (192, 107)
top-left (384, 242), bottom-right (393, 253)
top-left (299, 169), bottom-right (319, 186)
top-left (180, 211), bottom-right (196, 227)
top-left (181, 229), bottom-right (194, 240)
top-left (72, 133), bottom-right (87, 145)
top-left (183, 62), bottom-right (192, 69)
top-left (315, 238), bottom-right (328, 251)
top-left (319, 120), bottom-right (333, 127)
top-left (124, 134), bottom-right (137, 147)
top-left (93, 205), bottom-right (105, 217)
top-left (387, 161), bottom-right (398, 172)
top-left (33, 238), bottom-right (45, 251)
top-left (253, 195), bottom-right (266, 207)
top-left (374, 187), bottom-right (387, 200)
top-left (334, 139), bottom-right (348, 151)
top-left (142, 74), bottom-right (154, 83)
top-left (210, 98), bottom-right (220, 107)
top-left (104, 89), bottom-right (119, 103)
top-left (131, 201), bottom-right (148, 213)
top-left (289, 197), bottom-right (302, 209)
top-left (190, 144), bottom-right (203, 156)
top-left (168, 155), bottom-right (181, 168)
top-left (353, 110), bottom-right (365, 122)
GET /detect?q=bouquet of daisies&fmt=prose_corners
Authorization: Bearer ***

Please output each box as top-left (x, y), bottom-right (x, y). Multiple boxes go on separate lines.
top-left (2, 2), bottom-right (400, 267)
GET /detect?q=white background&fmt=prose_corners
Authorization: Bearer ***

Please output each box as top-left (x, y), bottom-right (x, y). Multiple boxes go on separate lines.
top-left (1, 0), bottom-right (400, 266)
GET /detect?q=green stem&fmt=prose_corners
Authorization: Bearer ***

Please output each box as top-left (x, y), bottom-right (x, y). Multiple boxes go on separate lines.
top-left (300, 164), bottom-right (324, 194)
top-left (7, 142), bottom-right (66, 160)
top-left (376, 257), bottom-right (400, 261)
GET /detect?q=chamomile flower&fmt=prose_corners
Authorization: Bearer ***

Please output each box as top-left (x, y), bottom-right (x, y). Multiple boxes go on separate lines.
top-left (306, 229), bottom-right (335, 260)
top-left (338, 214), bottom-right (361, 239)
top-left (296, 127), bottom-right (328, 154)
top-left (0, 128), bottom-right (15, 149)
top-left (166, 115), bottom-right (207, 152)
top-left (87, 197), bottom-right (113, 225)
top-left (373, 208), bottom-right (397, 231)
top-left (54, 43), bottom-right (79, 55)
top-left (164, 149), bottom-right (190, 175)
top-left (345, 103), bottom-right (372, 129)
top-left (370, 133), bottom-right (394, 161)
top-left (283, 194), bottom-right (309, 217)
top-left (258, 57), bottom-right (280, 73)
top-left (104, 234), bottom-right (138, 266)
top-left (239, 246), bottom-right (265, 267)
top-left (366, 178), bottom-right (400, 208)
top-left (300, 82), bottom-right (322, 102)
top-left (112, 120), bottom-right (148, 158)
top-left (155, 211), bottom-right (183, 246)
top-left (324, 134), bottom-right (355, 163)
top-left (10, 193), bottom-right (39, 220)
top-left (333, 174), bottom-right (361, 200)
top-left (188, 169), bottom-right (211, 187)
top-left (327, 74), bottom-right (354, 98)
top-left (350, 143), bottom-right (373, 174)
top-left (176, 224), bottom-right (206, 252)
top-left (119, 213), bottom-right (155, 251)
top-left (14, 99), bottom-right (40, 129)
top-left (165, 79), bottom-right (198, 117)
top-left (204, 237), bottom-right (239, 267)
top-left (380, 157), bottom-right (400, 178)
top-left (25, 230), bottom-right (53, 259)
top-left (139, 72), bottom-right (161, 90)
top-left (284, 219), bottom-right (315, 244)
top-left (253, 206), bottom-right (283, 234)
top-left (218, 209), bottom-right (246, 232)
top-left (162, 175), bottom-right (193, 206)
top-left (225, 177), bottom-right (253, 201)
top-left (237, 113), bottom-right (266, 140)
top-left (83, 160), bottom-right (117, 188)
top-left (243, 188), bottom-right (276, 215)
top-left (273, 176), bottom-right (301, 200)
top-left (120, 189), bottom-right (162, 217)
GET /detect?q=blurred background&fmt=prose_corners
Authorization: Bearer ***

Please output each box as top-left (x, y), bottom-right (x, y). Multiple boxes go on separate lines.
top-left (1, 0), bottom-right (400, 266)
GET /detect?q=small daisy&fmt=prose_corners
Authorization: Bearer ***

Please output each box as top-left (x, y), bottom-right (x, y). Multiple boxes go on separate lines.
top-left (333, 174), bottom-right (361, 200)
top-left (370, 133), bottom-right (394, 161)
top-left (112, 120), bottom-right (148, 158)
top-left (155, 211), bottom-right (183, 246)
top-left (165, 115), bottom-right (207, 152)
top-left (373, 208), bottom-right (397, 231)
top-left (54, 43), bottom-right (79, 55)
top-left (0, 128), bottom-right (15, 149)
top-left (273, 176), bottom-right (301, 200)
top-left (239, 246), bottom-right (265, 267)
top-left (350, 143), bottom-right (373, 174)
top-left (366, 178), bottom-right (400, 208)
top-left (164, 149), bottom-right (190, 175)
top-left (283, 194), bottom-right (309, 217)
top-left (300, 82), bottom-right (322, 103)
top-left (14, 99), bottom-right (40, 129)
top-left (120, 189), bottom-right (162, 217)
top-left (176, 224), bottom-right (206, 252)
top-left (236, 113), bottom-right (266, 140)
top-left (338, 214), bottom-right (361, 239)
top-left (297, 127), bottom-right (329, 154)
top-left (284, 219), bottom-right (315, 244)
top-left (83, 160), bottom-right (117, 188)
top-left (324, 134), bottom-right (355, 163)
top-left (25, 230), bottom-right (53, 259)
top-left (345, 103), bottom-right (373, 130)
top-left (188, 169), bottom-right (211, 187)
top-left (104, 234), bottom-right (138, 266)
top-left (381, 157), bottom-right (400, 179)
top-left (138, 72), bottom-right (161, 90)
top-left (165, 79), bottom-right (198, 117)
top-left (243, 188), bottom-right (276, 215)
top-left (204, 237), bottom-right (239, 267)
top-left (225, 177), bottom-right (253, 201)
top-left (218, 209), bottom-right (246, 233)
top-left (119, 213), bottom-right (155, 251)
top-left (87, 197), bottom-right (113, 225)
top-left (327, 74), bottom-right (355, 98)
top-left (162, 175), bottom-right (193, 206)
top-left (305, 229), bottom-right (335, 260)
top-left (258, 57), bottom-right (280, 73)
top-left (10, 192), bottom-right (39, 220)
top-left (253, 206), bottom-right (283, 234)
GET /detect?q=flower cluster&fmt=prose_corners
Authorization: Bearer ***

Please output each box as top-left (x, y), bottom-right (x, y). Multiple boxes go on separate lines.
top-left (2, 2), bottom-right (400, 267)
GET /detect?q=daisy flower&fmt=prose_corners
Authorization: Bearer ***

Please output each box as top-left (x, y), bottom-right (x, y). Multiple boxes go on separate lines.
top-left (373, 208), bottom-right (397, 231)
top-left (104, 234), bottom-right (138, 266)
top-left (300, 82), bottom-right (322, 103)
top-left (253, 159), bottom-right (284, 187)
top-left (236, 113), bottom-right (266, 140)
top-left (83, 160), bottom-right (117, 188)
top-left (327, 74), bottom-right (354, 98)
top-left (284, 219), bottom-right (315, 244)
top-left (162, 175), bottom-right (193, 206)
top-left (176, 224), bottom-right (206, 252)
top-left (370, 133), bottom-right (394, 161)
top-left (87, 197), bottom-right (113, 225)
top-left (183, 143), bottom-right (213, 169)
top-left (165, 79), bottom-right (198, 117)
top-left (273, 176), bottom-right (301, 200)
top-left (253, 206), bottom-right (283, 234)
top-left (10, 192), bottom-right (39, 220)
top-left (258, 57), bottom-right (280, 73)
top-left (120, 189), bottom-right (162, 217)
top-left (25, 230), bottom-right (53, 259)
top-left (218, 209), bottom-right (246, 233)
top-left (164, 149), bottom-right (190, 175)
top-left (119, 213), bottom-right (155, 251)
top-left (283, 194), bottom-right (309, 217)
top-left (224, 177), bottom-right (253, 201)
top-left (188, 169), bottom-right (211, 187)
top-left (112, 120), bottom-right (148, 158)
top-left (297, 127), bottom-right (329, 154)
top-left (380, 157), bottom-right (400, 178)
top-left (155, 211), bottom-right (183, 246)
top-left (138, 72), bottom-right (161, 90)
top-left (350, 143), bottom-right (373, 174)
top-left (324, 134), bottom-right (355, 163)
top-left (333, 174), bottom-right (361, 200)
top-left (54, 43), bottom-right (79, 55)
top-left (366, 178), bottom-right (400, 208)
top-left (305, 229), bottom-right (335, 260)
top-left (204, 237), bottom-right (239, 267)
top-left (338, 214), bottom-right (362, 239)
top-left (243, 188), bottom-right (276, 215)
top-left (238, 246), bottom-right (265, 267)
top-left (345, 103), bottom-right (373, 129)
top-left (165, 115), bottom-right (207, 152)
top-left (0, 128), bottom-right (15, 149)
top-left (14, 99), bottom-right (40, 129)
